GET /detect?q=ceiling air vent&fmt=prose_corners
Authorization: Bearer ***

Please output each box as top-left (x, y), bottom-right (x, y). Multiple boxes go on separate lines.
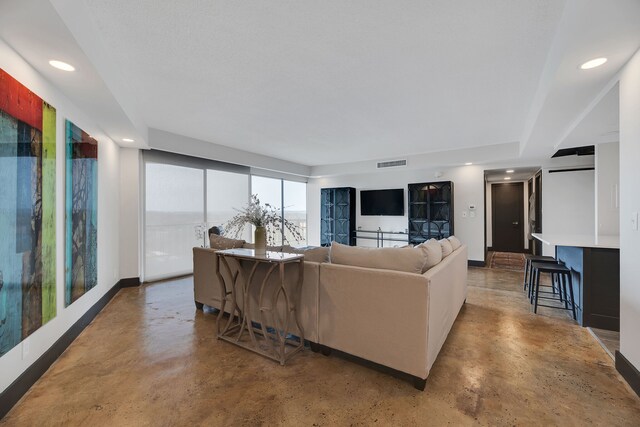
top-left (377, 159), bottom-right (407, 169)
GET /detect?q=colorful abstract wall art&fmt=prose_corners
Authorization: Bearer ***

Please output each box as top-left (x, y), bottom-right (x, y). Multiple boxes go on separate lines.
top-left (0, 68), bottom-right (56, 357)
top-left (65, 120), bottom-right (98, 307)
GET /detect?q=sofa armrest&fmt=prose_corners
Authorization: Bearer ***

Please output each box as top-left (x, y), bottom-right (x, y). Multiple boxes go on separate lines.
top-left (193, 247), bottom-right (223, 308)
top-left (319, 263), bottom-right (430, 379)
top-left (423, 245), bottom-right (468, 371)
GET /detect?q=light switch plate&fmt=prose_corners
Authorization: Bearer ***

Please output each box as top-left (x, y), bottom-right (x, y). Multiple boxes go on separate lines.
top-left (632, 212), bottom-right (639, 231)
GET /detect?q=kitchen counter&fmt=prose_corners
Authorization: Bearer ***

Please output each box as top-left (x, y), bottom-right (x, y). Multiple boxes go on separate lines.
top-left (531, 233), bottom-right (619, 331)
top-left (531, 233), bottom-right (619, 249)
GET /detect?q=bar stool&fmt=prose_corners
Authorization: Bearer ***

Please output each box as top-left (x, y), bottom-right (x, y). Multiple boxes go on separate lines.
top-left (523, 254), bottom-right (557, 296)
top-left (530, 262), bottom-right (576, 320)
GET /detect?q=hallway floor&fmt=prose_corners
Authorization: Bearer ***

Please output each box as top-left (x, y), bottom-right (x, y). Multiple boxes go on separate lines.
top-left (3, 268), bottom-right (639, 426)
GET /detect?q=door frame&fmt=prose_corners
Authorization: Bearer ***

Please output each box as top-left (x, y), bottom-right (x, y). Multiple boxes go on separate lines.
top-left (491, 182), bottom-right (526, 253)
top-left (534, 170), bottom-right (543, 255)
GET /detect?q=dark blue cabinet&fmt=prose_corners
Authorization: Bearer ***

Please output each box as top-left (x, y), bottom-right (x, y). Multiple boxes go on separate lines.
top-left (320, 187), bottom-right (356, 246)
top-left (408, 181), bottom-right (454, 245)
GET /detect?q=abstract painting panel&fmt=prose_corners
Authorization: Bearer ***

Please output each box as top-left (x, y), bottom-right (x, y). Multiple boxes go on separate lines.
top-left (0, 68), bottom-right (56, 357)
top-left (65, 120), bottom-right (97, 306)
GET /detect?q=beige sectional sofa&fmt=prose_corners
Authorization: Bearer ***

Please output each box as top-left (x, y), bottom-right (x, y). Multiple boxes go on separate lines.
top-left (193, 238), bottom-right (468, 390)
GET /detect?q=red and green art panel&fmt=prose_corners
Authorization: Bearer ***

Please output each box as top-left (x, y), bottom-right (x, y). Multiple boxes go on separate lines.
top-left (0, 68), bottom-right (56, 357)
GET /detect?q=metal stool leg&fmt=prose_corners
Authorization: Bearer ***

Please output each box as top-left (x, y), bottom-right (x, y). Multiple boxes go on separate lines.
top-left (555, 273), bottom-right (564, 302)
top-left (529, 267), bottom-right (536, 304)
top-left (560, 273), bottom-right (569, 309)
top-left (523, 258), bottom-right (530, 291)
top-left (528, 263), bottom-right (536, 301)
top-left (567, 272), bottom-right (576, 321)
top-left (533, 269), bottom-right (541, 313)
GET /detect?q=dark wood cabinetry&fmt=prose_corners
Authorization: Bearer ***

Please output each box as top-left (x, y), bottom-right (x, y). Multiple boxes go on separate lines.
top-left (320, 187), bottom-right (356, 246)
top-left (556, 245), bottom-right (620, 330)
top-left (408, 181), bottom-right (454, 245)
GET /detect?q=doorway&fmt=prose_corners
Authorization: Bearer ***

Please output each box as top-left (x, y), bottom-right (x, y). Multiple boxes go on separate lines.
top-left (491, 182), bottom-right (525, 252)
top-left (484, 166), bottom-right (541, 267)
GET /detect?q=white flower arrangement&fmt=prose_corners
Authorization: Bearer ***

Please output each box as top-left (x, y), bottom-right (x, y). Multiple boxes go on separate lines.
top-left (225, 194), bottom-right (303, 246)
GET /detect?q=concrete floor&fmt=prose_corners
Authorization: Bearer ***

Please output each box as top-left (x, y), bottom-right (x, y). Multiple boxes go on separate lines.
top-left (3, 267), bottom-right (639, 425)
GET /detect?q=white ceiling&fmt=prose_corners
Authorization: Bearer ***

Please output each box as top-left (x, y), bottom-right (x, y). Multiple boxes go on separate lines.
top-left (559, 83), bottom-right (619, 149)
top-left (518, 0), bottom-right (639, 159)
top-left (1, 0), bottom-right (639, 169)
top-left (0, 0), bottom-right (147, 148)
top-left (485, 167), bottom-right (541, 183)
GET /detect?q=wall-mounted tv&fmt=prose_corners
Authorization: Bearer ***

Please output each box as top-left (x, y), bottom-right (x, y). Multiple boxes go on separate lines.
top-left (360, 189), bottom-right (404, 216)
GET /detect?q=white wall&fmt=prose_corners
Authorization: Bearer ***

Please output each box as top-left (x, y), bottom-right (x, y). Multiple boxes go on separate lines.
top-left (619, 48), bottom-right (640, 373)
top-left (149, 128), bottom-right (311, 178)
top-left (307, 165), bottom-right (486, 262)
top-left (119, 148), bottom-right (142, 279)
top-left (595, 142), bottom-right (620, 236)
top-left (0, 39), bottom-right (121, 392)
top-left (540, 168), bottom-right (595, 256)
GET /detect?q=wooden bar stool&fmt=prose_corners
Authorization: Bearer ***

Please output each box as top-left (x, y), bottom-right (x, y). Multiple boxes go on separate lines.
top-left (530, 262), bottom-right (576, 320)
top-left (523, 254), bottom-right (557, 297)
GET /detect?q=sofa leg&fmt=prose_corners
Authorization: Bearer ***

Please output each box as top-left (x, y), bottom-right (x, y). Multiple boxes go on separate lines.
top-left (309, 342), bottom-right (321, 353)
top-left (195, 301), bottom-right (204, 310)
top-left (320, 345), bottom-right (332, 357)
top-left (413, 377), bottom-right (427, 391)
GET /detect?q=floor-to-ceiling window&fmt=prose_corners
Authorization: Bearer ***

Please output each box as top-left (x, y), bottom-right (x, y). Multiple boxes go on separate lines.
top-left (251, 175), bottom-right (308, 246)
top-left (207, 169), bottom-right (250, 242)
top-left (251, 176), bottom-right (284, 245)
top-left (143, 151), bottom-right (250, 281)
top-left (142, 152), bottom-right (307, 282)
top-left (284, 180), bottom-right (307, 245)
top-left (144, 162), bottom-right (204, 281)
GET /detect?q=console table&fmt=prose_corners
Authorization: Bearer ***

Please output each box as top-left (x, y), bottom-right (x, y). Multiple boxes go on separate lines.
top-left (354, 229), bottom-right (409, 247)
top-left (215, 248), bottom-right (305, 364)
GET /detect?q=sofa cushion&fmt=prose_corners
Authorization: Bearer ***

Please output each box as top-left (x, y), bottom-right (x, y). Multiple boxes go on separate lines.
top-left (330, 242), bottom-right (426, 274)
top-left (448, 236), bottom-right (462, 251)
top-left (416, 239), bottom-right (442, 272)
top-left (210, 234), bottom-right (245, 250)
top-left (439, 238), bottom-right (453, 258)
top-left (282, 245), bottom-right (330, 263)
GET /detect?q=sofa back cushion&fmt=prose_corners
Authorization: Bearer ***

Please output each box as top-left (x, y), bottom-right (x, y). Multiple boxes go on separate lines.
top-left (439, 238), bottom-right (453, 258)
top-left (448, 236), bottom-right (462, 251)
top-left (416, 239), bottom-right (443, 272)
top-left (210, 234), bottom-right (245, 250)
top-left (282, 245), bottom-right (330, 263)
top-left (330, 242), bottom-right (426, 274)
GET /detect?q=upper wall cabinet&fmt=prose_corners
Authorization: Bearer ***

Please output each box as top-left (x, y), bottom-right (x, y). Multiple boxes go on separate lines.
top-left (408, 181), bottom-right (454, 244)
top-left (320, 187), bottom-right (356, 247)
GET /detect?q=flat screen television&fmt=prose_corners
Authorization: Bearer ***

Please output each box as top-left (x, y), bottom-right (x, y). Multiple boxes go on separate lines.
top-left (360, 189), bottom-right (404, 216)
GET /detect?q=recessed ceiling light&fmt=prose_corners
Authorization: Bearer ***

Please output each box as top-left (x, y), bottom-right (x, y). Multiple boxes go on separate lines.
top-left (506, 169), bottom-right (514, 173)
top-left (580, 57), bottom-right (607, 70)
top-left (122, 138), bottom-right (134, 142)
top-left (49, 60), bottom-right (75, 72)
top-left (504, 177), bottom-right (511, 180)
top-left (465, 162), bottom-right (473, 166)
